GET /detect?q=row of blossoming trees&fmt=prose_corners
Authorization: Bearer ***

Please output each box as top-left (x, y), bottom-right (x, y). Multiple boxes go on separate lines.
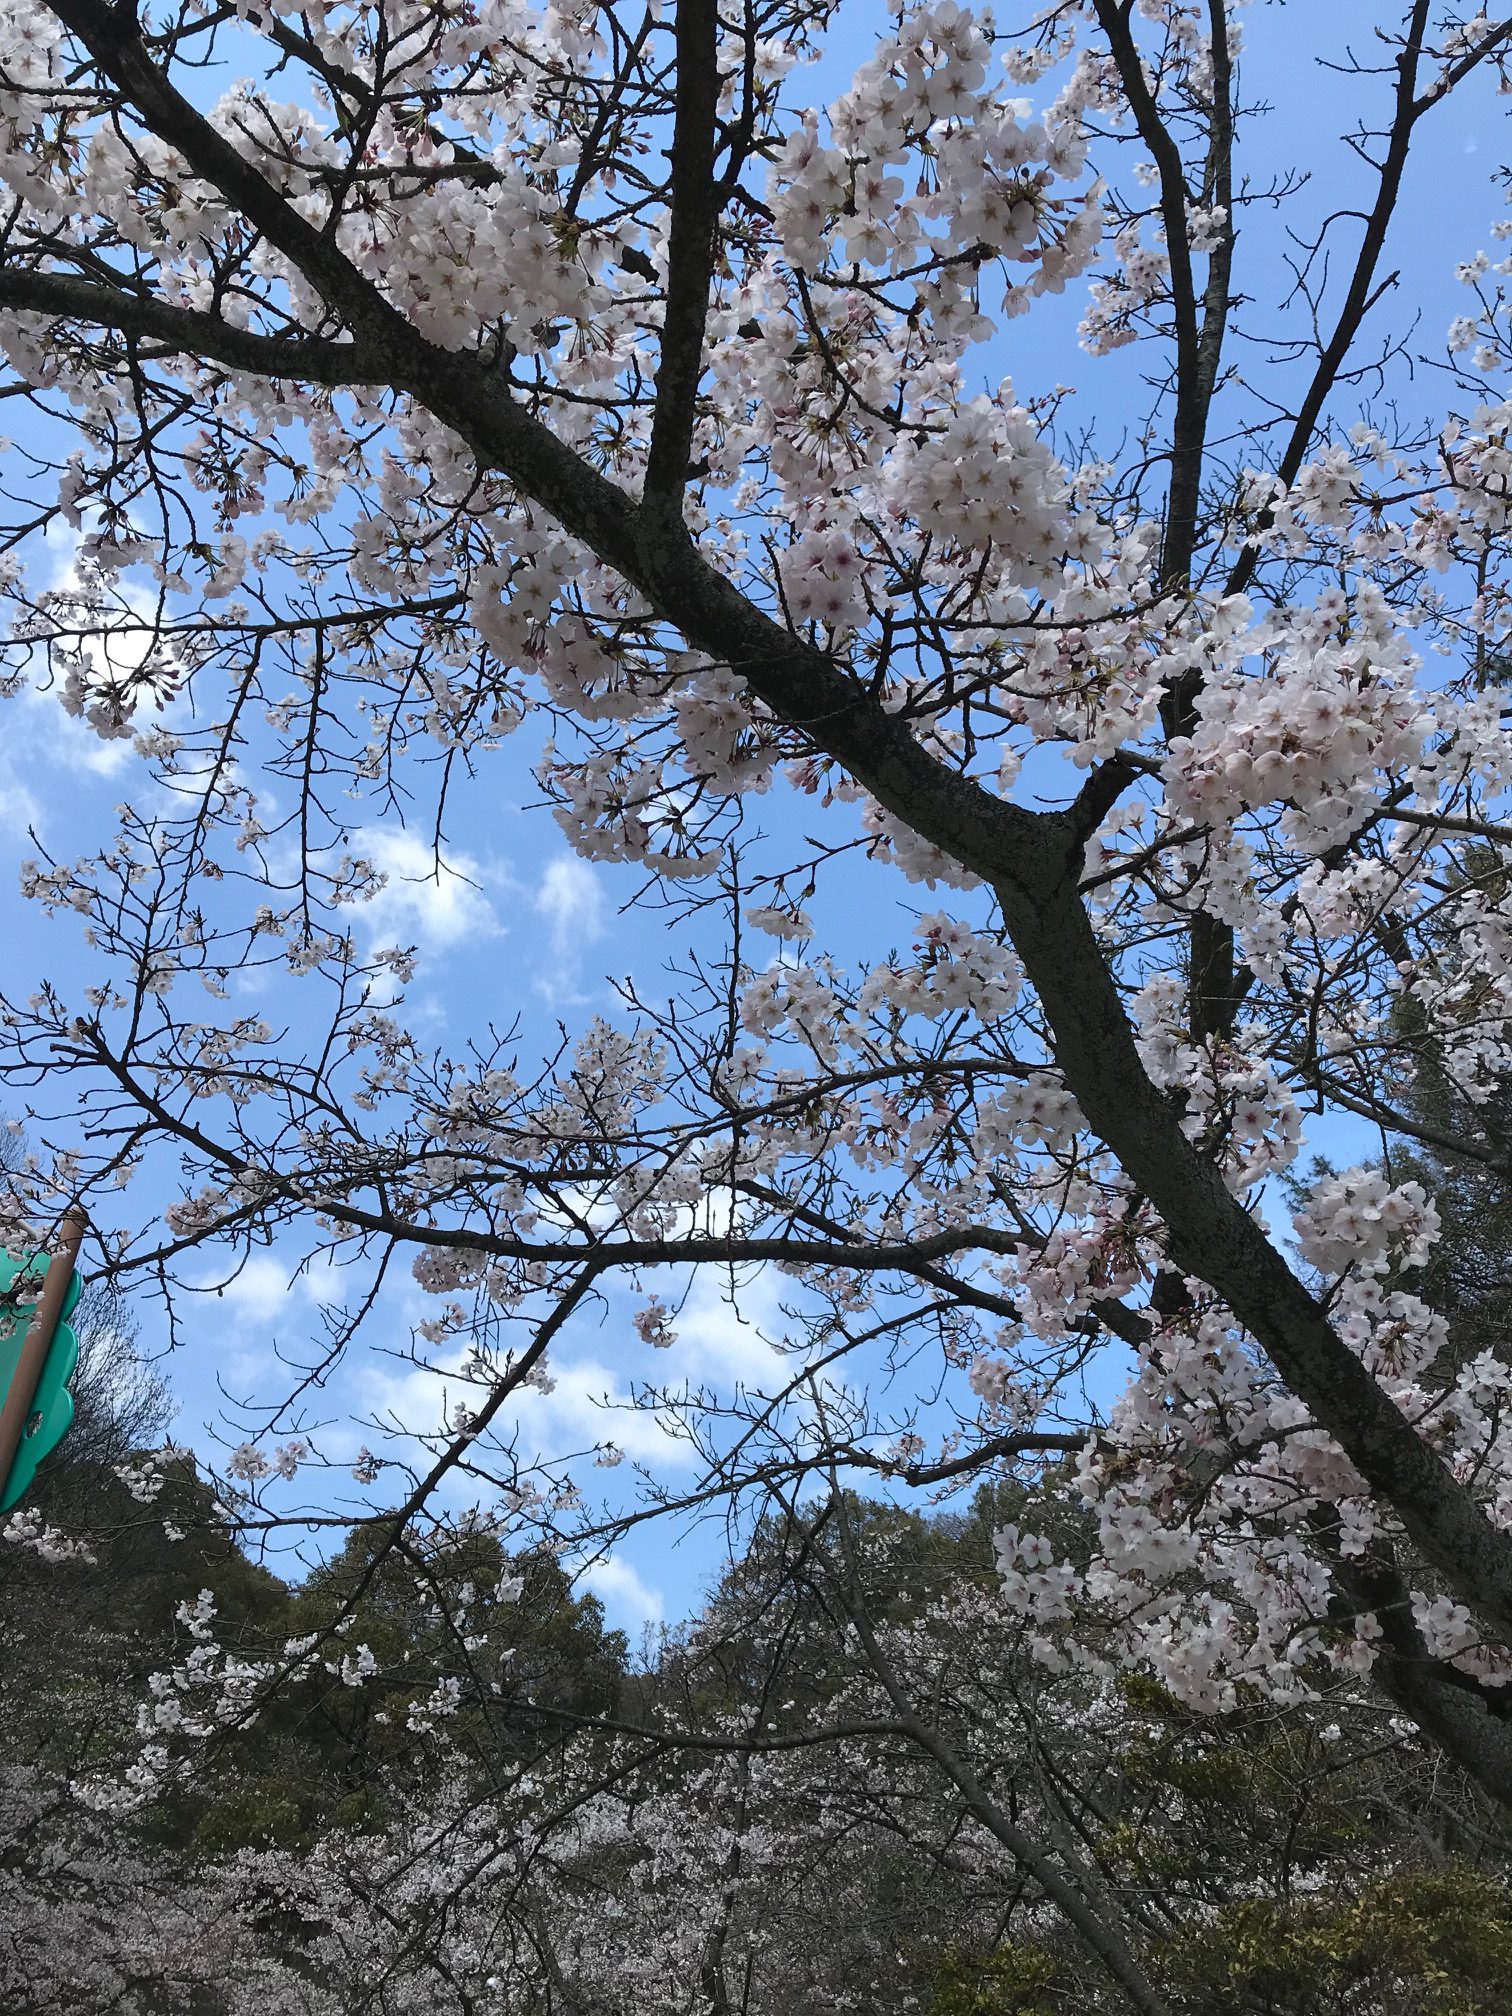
top-left (4, 1452), bottom-right (1510, 2013)
top-left (2, 0), bottom-right (1512, 2007)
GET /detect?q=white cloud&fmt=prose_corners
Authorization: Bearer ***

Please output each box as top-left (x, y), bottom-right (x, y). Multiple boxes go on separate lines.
top-left (0, 533), bottom-right (203, 861)
top-left (360, 828), bottom-right (502, 948)
top-left (529, 853), bottom-right (609, 1003)
top-left (351, 1267), bottom-right (787, 1469)
top-left (0, 655), bottom-right (136, 837)
top-left (535, 854), bottom-right (606, 954)
top-left (196, 1249), bottom-right (348, 1321)
top-left (0, 748), bottom-right (43, 836)
top-left (578, 1553), bottom-right (665, 1629)
top-left (670, 1268), bottom-right (787, 1385)
top-left (360, 1334), bottom-right (693, 1475)
top-left (518, 1354), bottom-right (691, 1464)
top-left (200, 1254), bottom-right (303, 1324)
top-left (31, 544), bottom-right (161, 778)
top-left (182, 1251), bottom-right (341, 1389)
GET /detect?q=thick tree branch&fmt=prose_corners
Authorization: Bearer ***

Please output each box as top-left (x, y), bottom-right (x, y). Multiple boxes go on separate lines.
top-left (849, 1429), bottom-right (1095, 1489)
top-left (995, 870), bottom-right (1512, 1659)
top-left (1313, 1517), bottom-right (1512, 1806)
top-left (643, 0), bottom-right (721, 512)
top-left (0, 266), bottom-right (385, 386)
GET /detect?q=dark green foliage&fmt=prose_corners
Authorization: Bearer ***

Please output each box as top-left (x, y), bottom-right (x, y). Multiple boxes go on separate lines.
top-left (928, 1945), bottom-right (1064, 2016)
top-left (1168, 1870), bottom-right (1512, 2015)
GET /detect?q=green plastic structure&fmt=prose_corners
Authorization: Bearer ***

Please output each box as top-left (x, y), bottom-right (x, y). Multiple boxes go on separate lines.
top-left (0, 1250), bottom-right (81, 1513)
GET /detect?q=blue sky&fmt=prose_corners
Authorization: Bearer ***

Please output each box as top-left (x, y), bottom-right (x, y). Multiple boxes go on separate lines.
top-left (2, 0), bottom-right (1507, 1638)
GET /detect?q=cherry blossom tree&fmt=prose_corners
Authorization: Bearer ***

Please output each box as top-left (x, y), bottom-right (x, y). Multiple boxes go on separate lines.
top-left (4, 0), bottom-right (1512, 2000)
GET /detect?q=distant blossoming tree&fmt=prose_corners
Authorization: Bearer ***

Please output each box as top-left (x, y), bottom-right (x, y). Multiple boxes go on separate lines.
top-left (3, 3), bottom-right (1512, 2001)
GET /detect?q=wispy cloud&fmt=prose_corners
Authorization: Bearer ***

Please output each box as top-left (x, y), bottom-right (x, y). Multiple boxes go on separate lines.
top-left (577, 1553), bottom-right (665, 1629)
top-left (200, 1249), bottom-right (345, 1322)
top-left (0, 744), bottom-right (43, 836)
top-left (530, 853), bottom-right (608, 1001)
top-left (536, 854), bottom-right (606, 954)
top-left (670, 1268), bottom-right (787, 1385)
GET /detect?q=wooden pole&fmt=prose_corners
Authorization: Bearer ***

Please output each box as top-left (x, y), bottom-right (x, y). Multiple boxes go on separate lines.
top-left (0, 1208), bottom-right (87, 1506)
